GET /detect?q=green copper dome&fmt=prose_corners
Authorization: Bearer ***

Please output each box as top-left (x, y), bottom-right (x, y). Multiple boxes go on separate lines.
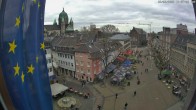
top-left (58, 8), bottom-right (68, 24)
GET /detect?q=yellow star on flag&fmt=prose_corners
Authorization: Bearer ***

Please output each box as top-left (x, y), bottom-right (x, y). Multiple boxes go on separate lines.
top-left (38, 2), bottom-right (41, 8)
top-left (21, 72), bottom-right (25, 83)
top-left (15, 16), bottom-right (20, 27)
top-left (36, 56), bottom-right (39, 63)
top-left (40, 42), bottom-right (45, 50)
top-left (33, 0), bottom-right (36, 4)
top-left (22, 3), bottom-right (24, 12)
top-left (27, 64), bottom-right (35, 74)
top-left (9, 40), bottom-right (17, 53)
top-left (13, 63), bottom-right (20, 76)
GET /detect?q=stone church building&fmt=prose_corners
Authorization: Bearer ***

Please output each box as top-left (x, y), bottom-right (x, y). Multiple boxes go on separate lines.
top-left (44, 8), bottom-right (74, 36)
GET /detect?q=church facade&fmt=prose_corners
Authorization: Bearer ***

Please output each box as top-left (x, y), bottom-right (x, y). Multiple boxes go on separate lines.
top-left (44, 8), bottom-right (74, 36)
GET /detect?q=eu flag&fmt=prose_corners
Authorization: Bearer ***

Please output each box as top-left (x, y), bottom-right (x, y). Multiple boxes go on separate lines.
top-left (0, 0), bottom-right (53, 110)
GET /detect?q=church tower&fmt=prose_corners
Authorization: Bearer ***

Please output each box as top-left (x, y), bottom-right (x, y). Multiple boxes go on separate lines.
top-left (60, 18), bottom-right (65, 35)
top-left (69, 18), bottom-right (74, 30)
top-left (58, 8), bottom-right (69, 35)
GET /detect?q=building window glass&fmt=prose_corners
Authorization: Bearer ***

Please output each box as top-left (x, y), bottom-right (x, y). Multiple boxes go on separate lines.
top-left (88, 69), bottom-right (90, 74)
top-left (71, 55), bottom-right (73, 59)
top-left (87, 62), bottom-right (90, 67)
top-left (71, 63), bottom-right (73, 67)
top-left (80, 61), bottom-right (83, 66)
top-left (81, 68), bottom-right (83, 73)
top-left (48, 59), bottom-right (51, 63)
top-left (80, 53), bottom-right (82, 57)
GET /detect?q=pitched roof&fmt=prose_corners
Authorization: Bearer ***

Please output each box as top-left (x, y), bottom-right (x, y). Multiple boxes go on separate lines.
top-left (110, 34), bottom-right (130, 40)
top-left (45, 25), bottom-right (60, 31)
top-left (172, 34), bottom-right (196, 52)
top-left (133, 27), bottom-right (146, 34)
top-left (51, 36), bottom-right (80, 47)
top-left (75, 41), bottom-right (122, 59)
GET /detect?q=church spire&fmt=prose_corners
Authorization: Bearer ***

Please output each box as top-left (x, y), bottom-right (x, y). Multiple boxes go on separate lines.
top-left (53, 19), bottom-right (57, 25)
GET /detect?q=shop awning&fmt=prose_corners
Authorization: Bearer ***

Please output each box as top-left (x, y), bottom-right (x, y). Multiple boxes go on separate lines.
top-left (122, 59), bottom-right (132, 67)
top-left (49, 75), bottom-right (56, 81)
top-left (128, 55), bottom-right (137, 60)
top-left (161, 70), bottom-right (172, 75)
top-left (123, 50), bottom-right (133, 55)
top-left (106, 63), bottom-right (116, 73)
top-left (97, 71), bottom-right (105, 79)
top-left (116, 56), bottom-right (125, 62)
top-left (50, 83), bottom-right (68, 96)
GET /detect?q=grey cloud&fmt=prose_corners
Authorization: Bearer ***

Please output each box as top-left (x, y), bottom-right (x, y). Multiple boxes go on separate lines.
top-left (45, 0), bottom-right (196, 32)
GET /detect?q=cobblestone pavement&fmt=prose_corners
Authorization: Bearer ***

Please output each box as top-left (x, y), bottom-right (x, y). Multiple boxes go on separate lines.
top-left (53, 47), bottom-right (180, 110)
top-left (54, 74), bottom-right (104, 110)
top-left (92, 47), bottom-right (179, 110)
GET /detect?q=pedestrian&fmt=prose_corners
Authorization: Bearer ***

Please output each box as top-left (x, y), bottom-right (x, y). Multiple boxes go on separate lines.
top-left (137, 80), bottom-right (140, 85)
top-left (134, 91), bottom-right (136, 96)
top-left (87, 93), bottom-right (90, 98)
top-left (97, 105), bottom-right (101, 110)
top-left (124, 102), bottom-right (128, 109)
top-left (115, 93), bottom-right (118, 99)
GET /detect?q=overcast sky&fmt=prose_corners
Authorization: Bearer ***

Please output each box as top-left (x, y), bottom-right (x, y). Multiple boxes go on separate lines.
top-left (45, 0), bottom-right (196, 32)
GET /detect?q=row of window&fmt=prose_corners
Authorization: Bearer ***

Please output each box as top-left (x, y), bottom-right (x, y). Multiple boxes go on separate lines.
top-left (75, 60), bottom-right (101, 67)
top-left (76, 68), bottom-right (97, 74)
top-left (47, 59), bottom-right (52, 64)
top-left (48, 68), bottom-right (52, 72)
top-left (58, 53), bottom-right (73, 59)
top-left (58, 60), bottom-right (74, 67)
top-left (188, 47), bottom-right (196, 55)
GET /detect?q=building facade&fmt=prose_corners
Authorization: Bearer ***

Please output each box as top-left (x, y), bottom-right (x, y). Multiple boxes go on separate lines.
top-left (44, 8), bottom-right (74, 37)
top-left (157, 27), bottom-right (177, 60)
top-left (44, 37), bottom-right (55, 82)
top-left (170, 34), bottom-right (196, 80)
top-left (51, 36), bottom-right (79, 77)
top-left (75, 41), bottom-right (122, 82)
top-left (75, 43), bottom-right (102, 82)
top-left (130, 27), bottom-right (147, 47)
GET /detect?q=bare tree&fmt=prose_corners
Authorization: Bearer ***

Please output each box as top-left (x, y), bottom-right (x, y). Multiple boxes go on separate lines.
top-left (100, 24), bottom-right (120, 33)
top-left (80, 26), bottom-right (89, 33)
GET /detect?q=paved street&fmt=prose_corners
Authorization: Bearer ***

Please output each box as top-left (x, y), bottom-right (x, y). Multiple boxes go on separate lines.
top-left (54, 47), bottom-right (179, 110)
top-left (93, 47), bottom-right (179, 110)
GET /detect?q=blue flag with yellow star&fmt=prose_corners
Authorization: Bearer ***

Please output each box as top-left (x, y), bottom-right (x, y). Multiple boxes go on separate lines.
top-left (0, 0), bottom-right (53, 110)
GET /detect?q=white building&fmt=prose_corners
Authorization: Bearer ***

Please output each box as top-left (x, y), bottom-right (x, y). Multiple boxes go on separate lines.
top-left (51, 36), bottom-right (79, 77)
top-left (44, 37), bottom-right (55, 81)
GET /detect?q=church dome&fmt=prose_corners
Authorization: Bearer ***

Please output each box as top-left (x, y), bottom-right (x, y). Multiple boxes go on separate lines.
top-left (58, 8), bottom-right (68, 24)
